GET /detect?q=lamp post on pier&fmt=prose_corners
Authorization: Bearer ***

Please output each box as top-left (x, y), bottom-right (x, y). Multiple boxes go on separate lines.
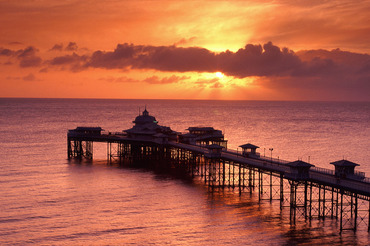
top-left (269, 148), bottom-right (273, 163)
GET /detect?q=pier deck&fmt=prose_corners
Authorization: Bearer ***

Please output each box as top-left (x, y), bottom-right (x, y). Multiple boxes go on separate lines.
top-left (67, 110), bottom-right (370, 232)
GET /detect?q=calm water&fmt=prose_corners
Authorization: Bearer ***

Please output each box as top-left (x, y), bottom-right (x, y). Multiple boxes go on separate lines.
top-left (0, 98), bottom-right (369, 245)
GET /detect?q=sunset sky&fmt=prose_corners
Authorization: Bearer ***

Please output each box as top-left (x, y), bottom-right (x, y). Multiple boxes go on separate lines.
top-left (0, 0), bottom-right (369, 101)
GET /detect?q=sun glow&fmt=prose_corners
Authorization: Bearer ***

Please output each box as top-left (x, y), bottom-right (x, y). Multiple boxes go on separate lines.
top-left (215, 72), bottom-right (224, 78)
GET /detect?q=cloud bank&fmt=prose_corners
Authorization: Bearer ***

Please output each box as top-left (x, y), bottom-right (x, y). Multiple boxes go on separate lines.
top-left (1, 42), bottom-right (369, 100)
top-left (43, 42), bottom-right (368, 82)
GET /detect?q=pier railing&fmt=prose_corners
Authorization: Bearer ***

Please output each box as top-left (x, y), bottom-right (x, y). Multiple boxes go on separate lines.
top-left (223, 148), bottom-right (289, 165)
top-left (257, 155), bottom-right (290, 165)
top-left (311, 166), bottom-right (335, 176)
top-left (189, 144), bottom-right (369, 184)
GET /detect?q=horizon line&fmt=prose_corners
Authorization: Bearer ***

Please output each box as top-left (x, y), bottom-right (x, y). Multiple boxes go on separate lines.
top-left (0, 96), bottom-right (369, 103)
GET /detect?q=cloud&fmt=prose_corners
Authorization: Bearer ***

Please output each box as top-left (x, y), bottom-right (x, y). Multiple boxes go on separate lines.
top-left (17, 46), bottom-right (42, 67)
top-left (143, 75), bottom-right (190, 84)
top-left (99, 76), bottom-right (139, 83)
top-left (2, 41), bottom-right (369, 100)
top-left (65, 42), bottom-right (78, 51)
top-left (194, 78), bottom-right (221, 89)
top-left (83, 41), bottom-right (370, 81)
top-left (99, 74), bottom-right (189, 84)
top-left (87, 43), bottom-right (218, 72)
top-left (173, 37), bottom-right (196, 46)
top-left (49, 42), bottom-right (79, 52)
top-left (210, 82), bottom-right (224, 89)
top-left (6, 42), bottom-right (370, 83)
top-left (50, 43), bottom-right (63, 51)
top-left (6, 73), bottom-right (37, 81)
top-left (8, 41), bottom-right (23, 46)
top-left (19, 56), bottom-right (42, 67)
top-left (218, 42), bottom-right (303, 77)
top-left (1, 46), bottom-right (42, 67)
top-left (48, 53), bottom-right (88, 71)
top-left (23, 73), bottom-right (36, 81)
top-left (39, 67), bottom-right (48, 73)
top-left (1, 48), bottom-right (15, 56)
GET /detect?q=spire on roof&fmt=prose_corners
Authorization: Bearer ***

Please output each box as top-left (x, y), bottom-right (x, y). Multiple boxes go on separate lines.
top-left (143, 105), bottom-right (149, 116)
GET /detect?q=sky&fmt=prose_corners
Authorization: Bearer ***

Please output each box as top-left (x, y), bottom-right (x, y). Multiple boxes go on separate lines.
top-left (0, 0), bottom-right (369, 101)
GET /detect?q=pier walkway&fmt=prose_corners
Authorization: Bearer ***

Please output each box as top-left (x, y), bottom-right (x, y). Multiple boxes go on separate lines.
top-left (67, 109), bottom-right (370, 232)
top-left (170, 142), bottom-right (370, 197)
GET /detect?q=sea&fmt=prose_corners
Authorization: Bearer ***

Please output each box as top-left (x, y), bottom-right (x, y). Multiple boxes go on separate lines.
top-left (0, 98), bottom-right (369, 245)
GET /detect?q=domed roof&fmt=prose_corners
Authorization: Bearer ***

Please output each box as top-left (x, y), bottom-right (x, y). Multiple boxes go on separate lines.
top-left (133, 109), bottom-right (158, 125)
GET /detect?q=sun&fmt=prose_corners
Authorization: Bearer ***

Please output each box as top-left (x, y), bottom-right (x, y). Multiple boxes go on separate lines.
top-left (215, 72), bottom-right (224, 78)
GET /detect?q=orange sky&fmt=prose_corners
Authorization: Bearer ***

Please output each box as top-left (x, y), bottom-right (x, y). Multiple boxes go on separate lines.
top-left (0, 0), bottom-right (369, 101)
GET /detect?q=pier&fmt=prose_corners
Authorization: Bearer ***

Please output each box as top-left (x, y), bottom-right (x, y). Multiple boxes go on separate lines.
top-left (67, 109), bottom-right (370, 232)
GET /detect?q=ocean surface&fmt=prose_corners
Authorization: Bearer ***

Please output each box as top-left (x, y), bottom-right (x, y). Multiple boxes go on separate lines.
top-left (0, 98), bottom-right (369, 245)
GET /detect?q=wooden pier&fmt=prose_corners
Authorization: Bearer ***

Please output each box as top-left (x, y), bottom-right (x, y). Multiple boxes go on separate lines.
top-left (67, 109), bottom-right (370, 232)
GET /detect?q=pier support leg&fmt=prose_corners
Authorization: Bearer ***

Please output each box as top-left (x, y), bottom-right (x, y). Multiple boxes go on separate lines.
top-left (222, 160), bottom-right (226, 188)
top-left (258, 170), bottom-right (262, 202)
top-left (232, 163), bottom-right (235, 188)
top-left (249, 168), bottom-right (253, 193)
top-left (280, 174), bottom-right (284, 210)
top-left (290, 181), bottom-right (297, 225)
top-left (354, 194), bottom-right (358, 231)
top-left (84, 141), bottom-right (93, 160)
top-left (239, 164), bottom-right (242, 194)
top-left (340, 191), bottom-right (343, 232)
top-left (318, 185), bottom-right (321, 219)
top-left (368, 201), bottom-right (370, 232)
top-left (309, 183), bottom-right (312, 219)
top-left (323, 185), bottom-right (326, 219)
top-left (67, 138), bottom-right (72, 159)
top-left (304, 182), bottom-right (308, 219)
top-left (331, 187), bottom-right (335, 219)
top-left (270, 172), bottom-right (273, 202)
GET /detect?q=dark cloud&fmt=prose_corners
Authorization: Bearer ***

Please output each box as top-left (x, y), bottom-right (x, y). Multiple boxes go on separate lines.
top-left (2, 41), bottom-right (369, 100)
top-left (87, 43), bottom-right (218, 73)
top-left (0, 46), bottom-right (43, 67)
top-left (48, 53), bottom-right (88, 71)
top-left (0, 48), bottom-right (14, 56)
top-left (49, 42), bottom-right (79, 52)
top-left (19, 56), bottom-right (42, 67)
top-left (50, 53), bottom-right (84, 65)
top-left (17, 46), bottom-right (42, 67)
top-left (65, 42), bottom-right (78, 51)
top-left (82, 41), bottom-right (368, 82)
top-left (218, 42), bottom-right (302, 77)
top-left (86, 42), bottom-right (361, 79)
top-left (50, 43), bottom-right (63, 51)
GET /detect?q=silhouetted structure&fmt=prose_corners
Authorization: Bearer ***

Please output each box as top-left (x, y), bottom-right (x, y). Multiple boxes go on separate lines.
top-left (331, 160), bottom-right (361, 179)
top-left (124, 108), bottom-right (178, 142)
top-left (239, 143), bottom-right (260, 157)
top-left (180, 127), bottom-right (227, 148)
top-left (286, 160), bottom-right (314, 180)
top-left (67, 109), bottom-right (370, 232)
